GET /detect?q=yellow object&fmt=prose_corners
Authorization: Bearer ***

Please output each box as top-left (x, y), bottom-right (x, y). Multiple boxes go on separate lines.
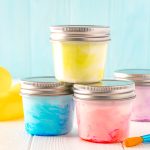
top-left (0, 66), bottom-right (12, 94)
top-left (0, 66), bottom-right (23, 120)
top-left (52, 41), bottom-right (108, 83)
top-left (124, 137), bottom-right (143, 147)
top-left (0, 84), bottom-right (24, 121)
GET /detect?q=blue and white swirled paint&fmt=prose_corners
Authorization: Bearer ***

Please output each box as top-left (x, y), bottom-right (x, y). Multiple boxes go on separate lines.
top-left (22, 95), bottom-right (74, 136)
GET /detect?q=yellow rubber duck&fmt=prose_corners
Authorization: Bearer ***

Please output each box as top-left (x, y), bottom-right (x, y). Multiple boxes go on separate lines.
top-left (0, 66), bottom-right (24, 121)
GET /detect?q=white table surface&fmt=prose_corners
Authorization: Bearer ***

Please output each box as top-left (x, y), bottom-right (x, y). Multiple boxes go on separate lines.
top-left (0, 120), bottom-right (150, 150)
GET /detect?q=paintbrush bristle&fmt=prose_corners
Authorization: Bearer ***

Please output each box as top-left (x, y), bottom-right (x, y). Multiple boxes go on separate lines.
top-left (124, 137), bottom-right (143, 147)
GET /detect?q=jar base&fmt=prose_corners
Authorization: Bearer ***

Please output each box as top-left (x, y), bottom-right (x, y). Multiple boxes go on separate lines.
top-left (131, 119), bottom-right (150, 122)
top-left (55, 77), bottom-right (102, 84)
top-left (25, 129), bottom-right (72, 136)
top-left (80, 137), bottom-right (122, 143)
top-left (25, 123), bottom-right (73, 136)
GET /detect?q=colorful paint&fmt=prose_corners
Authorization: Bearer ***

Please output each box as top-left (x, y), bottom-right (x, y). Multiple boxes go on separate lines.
top-left (75, 99), bottom-right (132, 143)
top-left (132, 86), bottom-right (150, 121)
top-left (22, 95), bottom-right (74, 135)
top-left (52, 41), bottom-right (108, 83)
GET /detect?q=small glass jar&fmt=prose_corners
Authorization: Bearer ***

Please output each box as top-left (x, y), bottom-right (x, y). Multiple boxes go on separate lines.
top-left (50, 25), bottom-right (110, 83)
top-left (21, 77), bottom-right (74, 136)
top-left (114, 69), bottom-right (150, 122)
top-left (73, 80), bottom-right (135, 143)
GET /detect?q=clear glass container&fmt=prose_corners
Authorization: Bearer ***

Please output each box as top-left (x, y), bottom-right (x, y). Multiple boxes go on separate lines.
top-left (132, 86), bottom-right (150, 121)
top-left (21, 77), bottom-right (74, 136)
top-left (114, 69), bottom-right (150, 122)
top-left (73, 80), bottom-right (135, 143)
top-left (50, 25), bottom-right (110, 83)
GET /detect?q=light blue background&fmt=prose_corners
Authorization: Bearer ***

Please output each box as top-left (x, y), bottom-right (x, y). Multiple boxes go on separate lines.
top-left (0, 0), bottom-right (150, 78)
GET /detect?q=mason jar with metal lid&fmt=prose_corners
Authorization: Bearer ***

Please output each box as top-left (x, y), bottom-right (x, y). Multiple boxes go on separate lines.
top-left (73, 79), bottom-right (135, 143)
top-left (50, 25), bottom-right (110, 83)
top-left (114, 69), bottom-right (150, 122)
top-left (21, 76), bottom-right (74, 136)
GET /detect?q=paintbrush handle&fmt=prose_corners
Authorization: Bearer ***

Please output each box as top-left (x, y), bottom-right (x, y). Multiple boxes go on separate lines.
top-left (142, 134), bottom-right (150, 143)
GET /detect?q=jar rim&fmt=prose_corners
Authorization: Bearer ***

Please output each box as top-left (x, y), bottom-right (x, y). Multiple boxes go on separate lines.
top-left (73, 95), bottom-right (136, 101)
top-left (114, 69), bottom-right (150, 86)
top-left (50, 25), bottom-right (110, 33)
top-left (73, 79), bottom-right (135, 100)
top-left (21, 76), bottom-right (73, 96)
top-left (50, 25), bottom-right (110, 42)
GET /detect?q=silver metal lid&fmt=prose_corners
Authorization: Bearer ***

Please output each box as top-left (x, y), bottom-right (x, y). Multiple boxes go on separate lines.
top-left (114, 69), bottom-right (150, 86)
top-left (50, 25), bottom-right (110, 42)
top-left (73, 79), bottom-right (135, 100)
top-left (21, 76), bottom-right (73, 96)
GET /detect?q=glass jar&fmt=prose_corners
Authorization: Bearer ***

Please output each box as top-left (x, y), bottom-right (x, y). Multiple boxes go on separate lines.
top-left (50, 25), bottom-right (110, 83)
top-left (21, 77), bottom-right (74, 136)
top-left (73, 80), bottom-right (135, 143)
top-left (114, 69), bottom-right (150, 122)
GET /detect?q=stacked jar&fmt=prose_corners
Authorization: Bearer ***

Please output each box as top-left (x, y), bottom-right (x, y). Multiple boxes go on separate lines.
top-left (21, 25), bottom-right (135, 143)
top-left (50, 25), bottom-right (110, 83)
top-left (73, 80), bottom-right (135, 143)
top-left (50, 25), bottom-right (135, 143)
top-left (21, 25), bottom-right (110, 136)
top-left (21, 77), bottom-right (74, 136)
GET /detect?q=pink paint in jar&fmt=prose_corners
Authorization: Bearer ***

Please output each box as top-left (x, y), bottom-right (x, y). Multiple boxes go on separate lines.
top-left (73, 80), bottom-right (135, 143)
top-left (114, 69), bottom-right (150, 122)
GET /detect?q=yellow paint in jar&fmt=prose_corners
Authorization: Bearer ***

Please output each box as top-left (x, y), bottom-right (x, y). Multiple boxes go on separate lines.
top-left (52, 41), bottom-right (108, 83)
top-left (50, 25), bottom-right (110, 83)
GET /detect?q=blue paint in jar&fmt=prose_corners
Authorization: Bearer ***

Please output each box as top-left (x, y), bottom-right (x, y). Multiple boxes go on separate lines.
top-left (21, 77), bottom-right (74, 136)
